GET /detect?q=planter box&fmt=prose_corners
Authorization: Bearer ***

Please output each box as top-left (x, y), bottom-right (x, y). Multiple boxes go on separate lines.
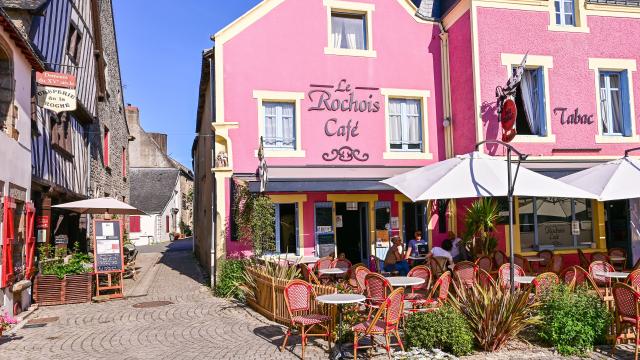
top-left (33, 273), bottom-right (93, 306)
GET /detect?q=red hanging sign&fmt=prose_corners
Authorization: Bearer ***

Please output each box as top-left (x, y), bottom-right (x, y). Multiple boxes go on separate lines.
top-left (36, 71), bottom-right (77, 89)
top-left (36, 215), bottom-right (49, 229)
top-left (500, 98), bottom-right (517, 131)
top-left (2, 197), bottom-right (15, 287)
top-left (25, 203), bottom-right (36, 279)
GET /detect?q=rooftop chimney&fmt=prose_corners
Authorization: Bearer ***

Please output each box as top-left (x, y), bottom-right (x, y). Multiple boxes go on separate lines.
top-left (125, 104), bottom-right (140, 126)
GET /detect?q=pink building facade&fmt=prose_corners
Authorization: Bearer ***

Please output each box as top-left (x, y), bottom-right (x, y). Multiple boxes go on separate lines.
top-left (194, 0), bottom-right (640, 279)
top-left (207, 0), bottom-right (452, 266)
top-left (445, 0), bottom-right (640, 265)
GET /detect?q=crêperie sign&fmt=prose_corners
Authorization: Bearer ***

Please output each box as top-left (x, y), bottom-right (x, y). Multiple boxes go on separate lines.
top-left (94, 220), bottom-right (123, 273)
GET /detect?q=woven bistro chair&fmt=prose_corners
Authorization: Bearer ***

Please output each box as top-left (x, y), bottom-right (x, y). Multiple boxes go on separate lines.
top-left (577, 248), bottom-right (591, 269)
top-left (493, 250), bottom-right (509, 270)
top-left (409, 271), bottom-right (452, 313)
top-left (609, 247), bottom-right (628, 271)
top-left (475, 255), bottom-right (493, 273)
top-left (627, 269), bottom-right (640, 290)
top-left (353, 287), bottom-right (405, 359)
top-left (453, 261), bottom-right (479, 289)
top-left (347, 263), bottom-right (365, 290)
top-left (589, 261), bottom-right (615, 288)
top-left (364, 272), bottom-right (393, 320)
top-left (315, 256), bottom-right (334, 284)
top-left (497, 263), bottom-right (525, 290)
top-left (560, 266), bottom-right (582, 288)
top-left (532, 272), bottom-right (559, 300)
top-left (404, 265), bottom-right (432, 305)
top-left (332, 258), bottom-right (352, 270)
top-left (546, 254), bottom-right (563, 274)
top-left (514, 254), bottom-right (533, 275)
top-left (591, 251), bottom-right (610, 264)
top-left (477, 268), bottom-right (497, 289)
top-left (427, 255), bottom-right (445, 278)
top-left (281, 280), bottom-right (332, 359)
top-left (353, 266), bottom-right (371, 294)
top-left (611, 283), bottom-right (640, 360)
top-left (537, 250), bottom-right (554, 270)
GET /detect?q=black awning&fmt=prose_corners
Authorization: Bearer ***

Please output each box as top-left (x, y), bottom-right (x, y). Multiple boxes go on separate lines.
top-left (247, 179), bottom-right (395, 193)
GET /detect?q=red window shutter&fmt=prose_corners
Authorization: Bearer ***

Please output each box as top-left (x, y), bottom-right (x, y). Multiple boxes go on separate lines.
top-left (129, 216), bottom-right (140, 233)
top-left (122, 147), bottom-right (127, 177)
top-left (165, 215), bottom-right (169, 233)
top-left (25, 203), bottom-right (36, 279)
top-left (103, 127), bottom-right (110, 167)
top-left (2, 197), bottom-right (15, 287)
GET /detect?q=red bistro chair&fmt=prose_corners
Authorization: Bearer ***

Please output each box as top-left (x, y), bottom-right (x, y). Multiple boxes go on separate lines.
top-left (514, 254), bottom-right (533, 275)
top-left (410, 271), bottom-right (452, 313)
top-left (332, 258), bottom-right (352, 270)
top-left (354, 266), bottom-right (370, 294)
top-left (537, 250), bottom-right (554, 270)
top-left (352, 287), bottom-right (405, 358)
top-left (497, 263), bottom-right (525, 290)
top-left (611, 283), bottom-right (640, 360)
top-left (589, 261), bottom-right (615, 288)
top-left (298, 263), bottom-right (321, 286)
top-left (532, 272), bottom-right (559, 300)
top-left (347, 263), bottom-right (364, 290)
top-left (591, 251), bottom-right (610, 264)
top-left (475, 255), bottom-right (493, 273)
top-left (453, 261), bottom-right (479, 289)
top-left (493, 250), bottom-right (508, 270)
top-left (546, 254), bottom-right (563, 274)
top-left (281, 280), bottom-right (332, 359)
top-left (609, 247), bottom-right (628, 271)
top-left (316, 256), bottom-right (334, 283)
top-left (627, 268), bottom-right (640, 290)
top-left (404, 265), bottom-right (432, 304)
top-left (477, 268), bottom-right (497, 289)
top-left (577, 248), bottom-right (591, 269)
top-left (364, 273), bottom-right (392, 319)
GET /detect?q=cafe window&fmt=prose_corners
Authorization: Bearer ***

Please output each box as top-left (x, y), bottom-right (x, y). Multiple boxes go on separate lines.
top-left (66, 22), bottom-right (82, 64)
top-left (599, 71), bottom-right (632, 137)
top-left (331, 12), bottom-right (366, 50)
top-left (274, 203), bottom-right (298, 255)
top-left (263, 102), bottom-right (295, 150)
top-left (519, 197), bottom-right (593, 251)
top-left (515, 67), bottom-right (547, 136)
top-left (389, 98), bottom-right (422, 152)
top-left (554, 0), bottom-right (575, 26)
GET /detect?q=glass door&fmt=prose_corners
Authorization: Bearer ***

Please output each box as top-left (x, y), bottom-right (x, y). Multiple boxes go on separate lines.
top-left (314, 202), bottom-right (335, 258)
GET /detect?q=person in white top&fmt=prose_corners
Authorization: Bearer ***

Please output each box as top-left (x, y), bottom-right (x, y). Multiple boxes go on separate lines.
top-left (429, 239), bottom-right (454, 268)
top-left (448, 231), bottom-right (464, 262)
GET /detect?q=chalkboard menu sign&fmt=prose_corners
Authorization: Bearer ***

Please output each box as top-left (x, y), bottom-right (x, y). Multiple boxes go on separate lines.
top-left (94, 220), bottom-right (124, 273)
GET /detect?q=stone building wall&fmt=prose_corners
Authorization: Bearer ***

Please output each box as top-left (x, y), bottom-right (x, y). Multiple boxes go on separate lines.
top-left (88, 0), bottom-right (130, 201)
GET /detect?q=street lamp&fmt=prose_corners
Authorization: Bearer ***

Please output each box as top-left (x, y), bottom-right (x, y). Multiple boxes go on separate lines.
top-left (475, 140), bottom-right (528, 292)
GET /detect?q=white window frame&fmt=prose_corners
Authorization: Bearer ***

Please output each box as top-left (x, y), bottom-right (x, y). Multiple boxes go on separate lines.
top-left (324, 0), bottom-right (376, 58)
top-left (548, 0), bottom-right (589, 33)
top-left (501, 54), bottom-right (556, 143)
top-left (381, 89), bottom-right (432, 160)
top-left (555, 0), bottom-right (575, 26)
top-left (262, 101), bottom-right (296, 150)
top-left (589, 58), bottom-right (639, 143)
top-left (388, 98), bottom-right (423, 152)
top-left (253, 90), bottom-right (305, 157)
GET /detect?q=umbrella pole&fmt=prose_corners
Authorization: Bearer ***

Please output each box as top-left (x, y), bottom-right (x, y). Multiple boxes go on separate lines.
top-left (507, 147), bottom-right (515, 293)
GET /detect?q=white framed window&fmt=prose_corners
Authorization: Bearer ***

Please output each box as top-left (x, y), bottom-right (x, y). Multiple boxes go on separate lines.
top-left (324, 0), bottom-right (376, 58)
top-left (389, 98), bottom-right (422, 151)
top-left (589, 58), bottom-right (638, 143)
top-left (253, 90), bottom-right (305, 157)
top-left (554, 0), bottom-right (575, 26)
top-left (263, 102), bottom-right (295, 150)
top-left (599, 71), bottom-right (630, 136)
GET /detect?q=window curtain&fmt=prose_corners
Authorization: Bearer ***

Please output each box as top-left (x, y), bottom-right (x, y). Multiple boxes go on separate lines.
top-left (331, 15), bottom-right (365, 50)
top-left (263, 103), bottom-right (277, 147)
top-left (608, 74), bottom-right (624, 134)
top-left (519, 69), bottom-right (543, 136)
top-left (405, 99), bottom-right (421, 147)
top-left (281, 103), bottom-right (294, 148)
top-left (389, 100), bottom-right (402, 148)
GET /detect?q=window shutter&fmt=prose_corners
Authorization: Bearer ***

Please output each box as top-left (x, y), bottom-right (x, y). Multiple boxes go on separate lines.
top-left (621, 71), bottom-right (632, 137)
top-left (165, 215), bottom-right (169, 233)
top-left (103, 127), bottom-right (109, 167)
top-left (2, 197), bottom-right (15, 287)
top-left (130, 216), bottom-right (140, 233)
top-left (24, 202), bottom-right (36, 279)
top-left (537, 69), bottom-right (548, 137)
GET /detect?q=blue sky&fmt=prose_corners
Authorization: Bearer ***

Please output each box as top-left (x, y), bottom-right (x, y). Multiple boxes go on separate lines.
top-left (113, 0), bottom-right (261, 169)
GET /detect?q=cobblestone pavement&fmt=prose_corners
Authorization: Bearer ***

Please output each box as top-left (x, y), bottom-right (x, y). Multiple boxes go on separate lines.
top-left (0, 240), bottom-right (634, 359)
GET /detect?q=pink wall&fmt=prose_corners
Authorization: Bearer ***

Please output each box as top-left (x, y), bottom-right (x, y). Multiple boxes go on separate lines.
top-left (458, 8), bottom-right (640, 156)
top-left (222, 0), bottom-right (446, 173)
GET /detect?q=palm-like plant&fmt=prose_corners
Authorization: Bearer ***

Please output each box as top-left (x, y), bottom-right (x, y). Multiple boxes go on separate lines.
top-left (463, 198), bottom-right (499, 256)
top-left (450, 284), bottom-right (540, 352)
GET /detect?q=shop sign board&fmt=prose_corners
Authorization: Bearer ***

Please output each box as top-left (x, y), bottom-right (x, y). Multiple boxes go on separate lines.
top-left (36, 72), bottom-right (77, 88)
top-left (390, 217), bottom-right (399, 230)
top-left (94, 220), bottom-right (124, 273)
top-left (36, 216), bottom-right (49, 229)
top-left (36, 86), bottom-right (77, 113)
top-left (571, 220), bottom-right (581, 236)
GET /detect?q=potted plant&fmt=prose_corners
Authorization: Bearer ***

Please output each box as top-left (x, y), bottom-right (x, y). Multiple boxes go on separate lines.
top-left (0, 310), bottom-right (17, 336)
top-left (463, 198), bottom-right (499, 257)
top-left (33, 243), bottom-right (93, 306)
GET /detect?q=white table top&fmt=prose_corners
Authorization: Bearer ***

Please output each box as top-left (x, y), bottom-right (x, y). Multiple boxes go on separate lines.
top-left (316, 294), bottom-right (366, 305)
top-left (387, 276), bottom-right (425, 287)
top-left (298, 256), bottom-right (320, 264)
top-left (610, 256), bottom-right (626, 262)
top-left (513, 276), bottom-right (536, 284)
top-left (526, 257), bottom-right (545, 262)
top-left (318, 268), bottom-right (347, 275)
top-left (595, 271), bottom-right (629, 279)
top-left (409, 256), bottom-right (427, 260)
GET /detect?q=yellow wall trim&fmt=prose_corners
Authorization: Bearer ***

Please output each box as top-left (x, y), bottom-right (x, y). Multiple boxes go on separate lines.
top-left (269, 194), bottom-right (308, 203)
top-left (394, 194), bottom-right (411, 202)
top-left (327, 194), bottom-right (378, 202)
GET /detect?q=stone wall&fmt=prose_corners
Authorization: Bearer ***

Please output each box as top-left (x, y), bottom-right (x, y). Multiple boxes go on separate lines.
top-left (88, 0), bottom-right (129, 201)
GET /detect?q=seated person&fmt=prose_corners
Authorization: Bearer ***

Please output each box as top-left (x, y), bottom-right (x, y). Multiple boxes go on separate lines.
top-left (429, 239), bottom-right (454, 269)
top-left (447, 231), bottom-right (465, 262)
top-left (405, 231), bottom-right (427, 259)
top-left (384, 236), bottom-right (410, 276)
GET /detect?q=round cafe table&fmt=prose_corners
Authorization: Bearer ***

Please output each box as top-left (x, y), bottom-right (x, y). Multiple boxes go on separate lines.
top-left (299, 256), bottom-right (320, 264)
top-left (610, 256), bottom-right (626, 262)
top-left (316, 293), bottom-right (366, 359)
top-left (318, 268), bottom-right (347, 275)
top-left (386, 276), bottom-right (425, 287)
top-left (595, 271), bottom-right (629, 280)
top-left (514, 276), bottom-right (536, 284)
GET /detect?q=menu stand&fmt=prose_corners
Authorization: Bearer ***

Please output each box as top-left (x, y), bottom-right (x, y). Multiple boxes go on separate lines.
top-left (93, 219), bottom-right (125, 300)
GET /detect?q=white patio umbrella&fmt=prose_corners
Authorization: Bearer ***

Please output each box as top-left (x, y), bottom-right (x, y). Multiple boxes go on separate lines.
top-left (381, 151), bottom-right (597, 201)
top-left (52, 197), bottom-right (146, 215)
top-left (560, 155), bottom-right (640, 201)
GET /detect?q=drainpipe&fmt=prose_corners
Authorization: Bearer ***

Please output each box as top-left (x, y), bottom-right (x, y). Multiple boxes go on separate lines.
top-left (209, 55), bottom-right (217, 290)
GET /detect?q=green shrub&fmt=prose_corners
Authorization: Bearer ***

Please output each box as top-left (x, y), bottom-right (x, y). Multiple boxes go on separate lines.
top-left (538, 284), bottom-right (612, 356)
top-left (216, 259), bottom-right (246, 300)
top-left (405, 305), bottom-right (474, 356)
